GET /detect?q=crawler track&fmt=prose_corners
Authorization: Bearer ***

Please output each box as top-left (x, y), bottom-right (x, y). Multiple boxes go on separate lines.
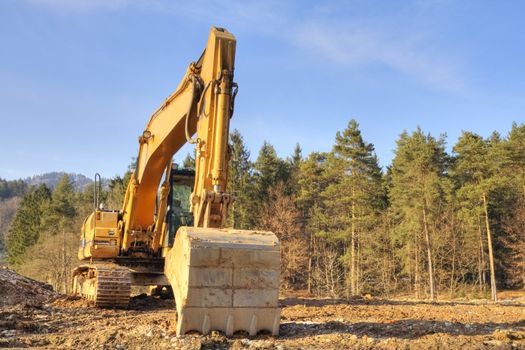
top-left (73, 264), bottom-right (131, 308)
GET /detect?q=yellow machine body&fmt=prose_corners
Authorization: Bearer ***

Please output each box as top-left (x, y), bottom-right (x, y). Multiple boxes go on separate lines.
top-left (79, 210), bottom-right (120, 259)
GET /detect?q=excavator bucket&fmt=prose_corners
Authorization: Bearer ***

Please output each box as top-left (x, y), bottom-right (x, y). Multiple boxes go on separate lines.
top-left (164, 227), bottom-right (281, 336)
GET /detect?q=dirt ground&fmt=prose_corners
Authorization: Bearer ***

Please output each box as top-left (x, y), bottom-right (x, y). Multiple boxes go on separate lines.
top-left (2, 289), bottom-right (525, 350)
top-left (0, 269), bottom-right (58, 308)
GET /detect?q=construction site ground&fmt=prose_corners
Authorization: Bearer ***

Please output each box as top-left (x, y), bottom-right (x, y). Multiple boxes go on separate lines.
top-left (2, 270), bottom-right (525, 349)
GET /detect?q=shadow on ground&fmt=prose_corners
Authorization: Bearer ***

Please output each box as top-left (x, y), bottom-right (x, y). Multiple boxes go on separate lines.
top-left (281, 296), bottom-right (525, 308)
top-left (280, 319), bottom-right (525, 339)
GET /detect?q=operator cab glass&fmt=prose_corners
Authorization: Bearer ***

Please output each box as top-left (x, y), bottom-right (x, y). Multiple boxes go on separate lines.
top-left (166, 168), bottom-right (195, 246)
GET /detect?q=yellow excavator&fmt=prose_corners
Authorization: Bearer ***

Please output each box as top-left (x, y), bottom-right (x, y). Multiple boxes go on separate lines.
top-left (72, 27), bottom-right (281, 336)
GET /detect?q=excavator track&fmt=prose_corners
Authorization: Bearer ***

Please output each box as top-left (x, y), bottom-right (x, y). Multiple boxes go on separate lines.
top-left (73, 264), bottom-right (131, 308)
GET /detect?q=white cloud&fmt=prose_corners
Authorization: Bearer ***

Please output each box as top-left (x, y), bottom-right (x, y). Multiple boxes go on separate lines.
top-left (291, 20), bottom-right (465, 92)
top-left (23, 0), bottom-right (466, 92)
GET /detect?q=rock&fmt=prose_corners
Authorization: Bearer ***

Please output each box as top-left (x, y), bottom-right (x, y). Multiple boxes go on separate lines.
top-left (0, 330), bottom-right (17, 337)
top-left (493, 329), bottom-right (514, 342)
top-left (0, 269), bottom-right (59, 307)
top-left (241, 339), bottom-right (253, 346)
top-left (484, 340), bottom-right (503, 346)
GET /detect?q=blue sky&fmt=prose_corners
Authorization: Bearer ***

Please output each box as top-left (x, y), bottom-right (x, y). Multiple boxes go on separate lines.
top-left (1, 0), bottom-right (524, 180)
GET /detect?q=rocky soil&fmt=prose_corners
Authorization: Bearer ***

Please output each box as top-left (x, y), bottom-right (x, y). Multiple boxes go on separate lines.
top-left (1, 270), bottom-right (525, 349)
top-left (0, 269), bottom-right (58, 307)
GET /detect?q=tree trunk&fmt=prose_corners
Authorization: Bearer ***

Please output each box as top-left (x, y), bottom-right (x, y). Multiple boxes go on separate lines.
top-left (357, 231), bottom-right (361, 295)
top-left (477, 217), bottom-right (486, 292)
top-left (62, 229), bottom-right (67, 294)
top-left (414, 230), bottom-right (420, 299)
top-left (388, 212), bottom-right (397, 293)
top-left (477, 235), bottom-right (483, 292)
top-left (422, 205), bottom-right (435, 300)
top-left (350, 184), bottom-right (357, 296)
top-left (482, 192), bottom-right (497, 301)
top-left (307, 235), bottom-right (313, 294)
top-left (324, 251), bottom-right (331, 296)
top-left (343, 244), bottom-right (349, 298)
top-left (520, 185), bottom-right (525, 288)
top-left (450, 224), bottom-right (456, 297)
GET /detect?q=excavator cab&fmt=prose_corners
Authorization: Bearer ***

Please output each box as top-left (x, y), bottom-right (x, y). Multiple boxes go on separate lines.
top-left (166, 167), bottom-right (194, 247)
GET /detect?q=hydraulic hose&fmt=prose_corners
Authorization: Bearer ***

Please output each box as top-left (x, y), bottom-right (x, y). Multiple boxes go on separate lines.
top-left (185, 75), bottom-right (202, 144)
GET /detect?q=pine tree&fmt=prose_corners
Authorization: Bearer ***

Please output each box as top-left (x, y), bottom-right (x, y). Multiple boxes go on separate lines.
top-left (106, 160), bottom-right (135, 209)
top-left (390, 128), bottom-right (449, 300)
top-left (227, 130), bottom-right (254, 229)
top-left (501, 123), bottom-right (525, 191)
top-left (497, 123), bottom-right (525, 288)
top-left (253, 141), bottom-right (288, 202)
top-left (285, 143), bottom-right (303, 196)
top-left (0, 178), bottom-right (28, 199)
top-left (297, 152), bottom-right (329, 213)
top-left (324, 119), bottom-right (385, 296)
top-left (0, 197), bottom-right (21, 252)
top-left (451, 130), bottom-right (520, 300)
top-left (297, 152), bottom-right (332, 293)
top-left (107, 172), bottom-right (132, 209)
top-left (501, 195), bottom-right (525, 288)
top-left (451, 132), bottom-right (491, 294)
top-left (41, 175), bottom-right (77, 234)
top-left (291, 143), bottom-right (303, 169)
top-left (7, 185), bottom-right (51, 265)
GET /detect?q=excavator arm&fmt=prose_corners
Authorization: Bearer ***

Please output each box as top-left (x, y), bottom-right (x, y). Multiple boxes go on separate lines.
top-left (121, 28), bottom-right (236, 254)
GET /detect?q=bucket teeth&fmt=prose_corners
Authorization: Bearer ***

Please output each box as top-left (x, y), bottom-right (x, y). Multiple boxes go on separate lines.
top-left (176, 311), bottom-right (185, 336)
top-left (202, 314), bottom-right (211, 334)
top-left (176, 309), bottom-right (280, 336)
top-left (226, 314), bottom-right (234, 336)
top-left (249, 315), bottom-right (257, 336)
top-left (165, 227), bottom-right (281, 336)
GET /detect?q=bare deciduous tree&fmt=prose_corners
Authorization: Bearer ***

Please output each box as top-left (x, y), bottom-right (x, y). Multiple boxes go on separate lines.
top-left (257, 183), bottom-right (307, 290)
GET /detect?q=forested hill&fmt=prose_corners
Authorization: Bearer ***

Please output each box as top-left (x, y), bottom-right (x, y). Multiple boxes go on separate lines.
top-left (0, 172), bottom-right (93, 201)
top-left (0, 172), bottom-right (93, 258)
top-left (24, 172), bottom-right (92, 192)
